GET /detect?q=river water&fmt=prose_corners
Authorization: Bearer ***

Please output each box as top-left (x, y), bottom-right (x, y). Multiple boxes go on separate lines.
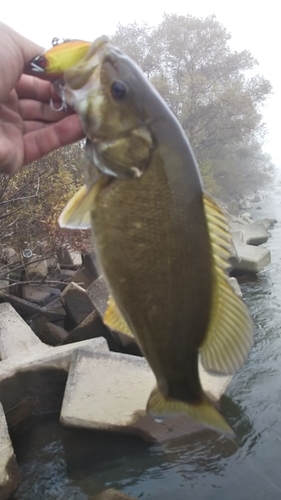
top-left (12, 193), bottom-right (281, 500)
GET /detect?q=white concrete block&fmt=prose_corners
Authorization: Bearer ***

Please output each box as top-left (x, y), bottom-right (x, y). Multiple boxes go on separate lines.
top-left (242, 223), bottom-right (269, 246)
top-left (230, 222), bottom-right (269, 246)
top-left (60, 350), bottom-right (232, 440)
top-left (0, 337), bottom-right (109, 382)
top-left (0, 402), bottom-right (20, 499)
top-left (25, 256), bottom-right (48, 280)
top-left (61, 351), bottom-right (155, 430)
top-left (61, 281), bottom-right (95, 325)
top-left (0, 303), bottom-right (41, 360)
top-left (235, 243), bottom-right (271, 273)
top-left (228, 277), bottom-right (243, 298)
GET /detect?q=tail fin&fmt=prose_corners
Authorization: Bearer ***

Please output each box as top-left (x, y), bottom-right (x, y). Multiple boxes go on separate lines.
top-left (147, 387), bottom-right (234, 437)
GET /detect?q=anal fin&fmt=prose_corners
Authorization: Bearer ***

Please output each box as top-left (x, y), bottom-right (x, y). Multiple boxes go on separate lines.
top-left (104, 296), bottom-right (135, 338)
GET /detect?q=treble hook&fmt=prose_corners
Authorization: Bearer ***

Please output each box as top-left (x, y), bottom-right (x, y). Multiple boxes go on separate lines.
top-left (50, 81), bottom-right (68, 112)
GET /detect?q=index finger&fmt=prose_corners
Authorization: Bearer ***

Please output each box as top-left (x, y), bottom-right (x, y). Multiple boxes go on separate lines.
top-left (15, 74), bottom-right (62, 102)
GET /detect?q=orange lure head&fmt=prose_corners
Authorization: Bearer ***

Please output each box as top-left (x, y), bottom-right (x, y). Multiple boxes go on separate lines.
top-left (26, 38), bottom-right (91, 80)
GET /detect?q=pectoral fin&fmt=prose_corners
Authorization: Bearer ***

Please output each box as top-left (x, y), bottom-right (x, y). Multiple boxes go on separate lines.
top-left (201, 194), bottom-right (254, 375)
top-left (104, 296), bottom-right (134, 338)
top-left (147, 387), bottom-right (234, 437)
top-left (59, 178), bottom-right (106, 229)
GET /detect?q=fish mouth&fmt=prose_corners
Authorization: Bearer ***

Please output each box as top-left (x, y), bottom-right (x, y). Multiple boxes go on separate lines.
top-left (64, 36), bottom-right (110, 91)
top-left (64, 36), bottom-right (110, 130)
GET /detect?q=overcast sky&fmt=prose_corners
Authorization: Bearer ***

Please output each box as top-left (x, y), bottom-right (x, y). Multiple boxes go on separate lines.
top-left (2, 0), bottom-right (280, 168)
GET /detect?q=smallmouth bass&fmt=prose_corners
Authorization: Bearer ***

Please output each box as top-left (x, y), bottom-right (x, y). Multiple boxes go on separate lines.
top-left (59, 36), bottom-right (254, 436)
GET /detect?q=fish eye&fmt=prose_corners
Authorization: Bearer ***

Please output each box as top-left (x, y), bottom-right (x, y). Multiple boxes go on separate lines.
top-left (111, 81), bottom-right (127, 100)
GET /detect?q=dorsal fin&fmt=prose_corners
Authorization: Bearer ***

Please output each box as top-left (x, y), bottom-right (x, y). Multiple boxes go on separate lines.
top-left (200, 193), bottom-right (254, 375)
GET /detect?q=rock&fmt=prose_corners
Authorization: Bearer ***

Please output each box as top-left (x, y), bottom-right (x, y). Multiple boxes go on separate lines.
top-left (62, 310), bottom-right (109, 345)
top-left (87, 277), bottom-right (139, 352)
top-left (57, 247), bottom-right (82, 269)
top-left (25, 256), bottom-right (48, 281)
top-left (233, 243), bottom-right (271, 274)
top-left (21, 285), bottom-right (60, 306)
top-left (0, 303), bottom-right (41, 360)
top-left (93, 490), bottom-right (137, 500)
top-left (228, 277), bottom-right (242, 298)
top-left (60, 350), bottom-right (232, 441)
top-left (61, 282), bottom-right (95, 325)
top-left (0, 403), bottom-right (21, 500)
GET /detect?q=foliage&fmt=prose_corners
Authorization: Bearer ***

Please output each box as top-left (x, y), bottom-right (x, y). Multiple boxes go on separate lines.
top-left (112, 14), bottom-right (276, 197)
top-left (0, 142), bottom-right (92, 253)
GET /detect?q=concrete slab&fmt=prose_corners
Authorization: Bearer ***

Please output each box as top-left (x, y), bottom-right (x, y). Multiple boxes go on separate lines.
top-left (57, 247), bottom-right (82, 269)
top-left (231, 230), bottom-right (244, 244)
top-left (87, 277), bottom-right (139, 352)
top-left (0, 265), bottom-right (9, 292)
top-left (242, 223), bottom-right (269, 246)
top-left (60, 281), bottom-right (95, 325)
top-left (0, 303), bottom-right (42, 360)
top-left (63, 310), bottom-right (109, 345)
top-left (0, 337), bottom-right (109, 381)
top-left (60, 350), bottom-right (232, 441)
top-left (34, 320), bottom-right (69, 346)
top-left (228, 277), bottom-right (242, 298)
top-left (69, 266), bottom-right (96, 289)
top-left (25, 256), bottom-right (48, 280)
top-left (21, 285), bottom-right (60, 306)
top-left (230, 222), bottom-right (269, 246)
top-left (0, 402), bottom-right (21, 499)
top-left (234, 243), bottom-right (271, 273)
top-left (82, 250), bottom-right (102, 279)
top-left (259, 218), bottom-right (277, 230)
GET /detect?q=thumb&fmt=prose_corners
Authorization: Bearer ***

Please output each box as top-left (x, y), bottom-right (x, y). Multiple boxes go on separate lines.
top-left (0, 22), bottom-right (44, 102)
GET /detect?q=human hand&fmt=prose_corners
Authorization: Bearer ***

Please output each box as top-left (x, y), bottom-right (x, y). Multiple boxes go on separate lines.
top-left (0, 22), bottom-right (84, 174)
